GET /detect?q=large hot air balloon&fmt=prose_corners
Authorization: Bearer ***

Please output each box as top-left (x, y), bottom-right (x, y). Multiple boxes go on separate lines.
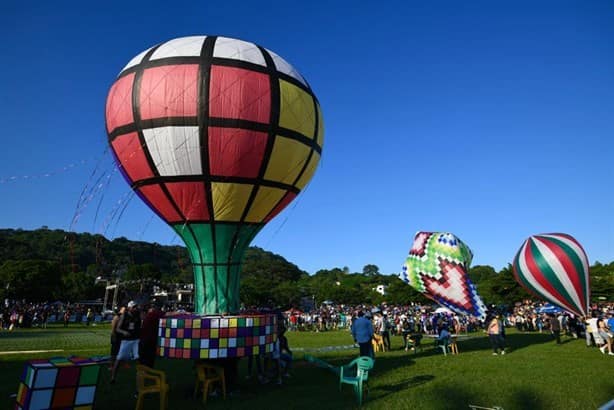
top-left (105, 36), bottom-right (323, 316)
top-left (401, 232), bottom-right (487, 319)
top-left (512, 233), bottom-right (589, 317)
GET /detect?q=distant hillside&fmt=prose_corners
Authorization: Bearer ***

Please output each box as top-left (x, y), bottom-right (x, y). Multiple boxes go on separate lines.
top-left (0, 228), bottom-right (188, 277)
top-left (0, 228), bottom-right (305, 280)
top-left (0, 227), bottom-right (309, 304)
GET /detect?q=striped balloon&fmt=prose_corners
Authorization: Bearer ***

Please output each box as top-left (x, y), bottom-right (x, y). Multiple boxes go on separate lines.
top-left (512, 233), bottom-right (590, 317)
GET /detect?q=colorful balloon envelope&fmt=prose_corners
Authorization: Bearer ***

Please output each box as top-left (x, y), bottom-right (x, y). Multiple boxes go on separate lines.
top-left (401, 232), bottom-right (487, 319)
top-left (105, 36), bottom-right (323, 314)
top-left (512, 233), bottom-right (589, 317)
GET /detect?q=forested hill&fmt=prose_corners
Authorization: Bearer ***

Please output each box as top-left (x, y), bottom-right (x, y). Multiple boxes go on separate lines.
top-left (0, 228), bottom-right (611, 307)
top-left (0, 227), bottom-right (189, 278)
top-left (0, 227), bottom-right (308, 304)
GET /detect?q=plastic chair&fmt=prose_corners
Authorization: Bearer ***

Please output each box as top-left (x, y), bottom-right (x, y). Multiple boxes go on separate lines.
top-left (436, 337), bottom-right (450, 356)
top-left (339, 356), bottom-right (374, 406)
top-left (135, 364), bottom-right (169, 410)
top-left (194, 362), bottom-right (226, 404)
top-left (450, 337), bottom-right (459, 355)
top-left (372, 334), bottom-right (385, 352)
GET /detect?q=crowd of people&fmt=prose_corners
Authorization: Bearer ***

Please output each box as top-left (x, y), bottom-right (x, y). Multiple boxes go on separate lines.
top-left (3, 297), bottom-right (612, 399)
top-left (281, 300), bottom-right (614, 358)
top-left (0, 300), bottom-right (103, 330)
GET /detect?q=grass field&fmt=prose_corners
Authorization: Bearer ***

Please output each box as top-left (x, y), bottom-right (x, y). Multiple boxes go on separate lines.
top-left (1, 325), bottom-right (612, 410)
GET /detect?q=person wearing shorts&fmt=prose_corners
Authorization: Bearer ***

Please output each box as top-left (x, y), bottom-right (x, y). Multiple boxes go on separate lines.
top-left (110, 301), bottom-right (141, 383)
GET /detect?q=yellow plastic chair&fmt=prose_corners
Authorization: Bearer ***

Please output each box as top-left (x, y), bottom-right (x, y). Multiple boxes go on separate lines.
top-left (339, 356), bottom-right (374, 407)
top-left (450, 337), bottom-right (459, 355)
top-left (135, 364), bottom-right (169, 410)
top-left (372, 334), bottom-right (385, 352)
top-left (194, 362), bottom-right (226, 404)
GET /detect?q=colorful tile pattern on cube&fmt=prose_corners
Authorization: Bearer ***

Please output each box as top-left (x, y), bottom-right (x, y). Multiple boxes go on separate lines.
top-left (157, 313), bottom-right (277, 359)
top-left (15, 357), bottom-right (101, 410)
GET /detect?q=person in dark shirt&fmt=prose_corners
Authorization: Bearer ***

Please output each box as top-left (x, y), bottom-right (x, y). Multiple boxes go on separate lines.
top-left (110, 301), bottom-right (141, 383)
top-left (549, 314), bottom-right (562, 344)
top-left (138, 305), bottom-right (165, 368)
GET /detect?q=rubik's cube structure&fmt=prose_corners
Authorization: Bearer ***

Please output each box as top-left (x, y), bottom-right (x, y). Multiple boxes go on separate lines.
top-left (15, 357), bottom-right (101, 410)
top-left (158, 314), bottom-right (277, 359)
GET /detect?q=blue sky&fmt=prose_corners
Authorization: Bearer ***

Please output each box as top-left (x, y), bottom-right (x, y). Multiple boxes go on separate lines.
top-left (1, 1), bottom-right (612, 275)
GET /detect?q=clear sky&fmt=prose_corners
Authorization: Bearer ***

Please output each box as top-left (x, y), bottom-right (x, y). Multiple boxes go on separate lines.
top-left (1, 1), bottom-right (612, 275)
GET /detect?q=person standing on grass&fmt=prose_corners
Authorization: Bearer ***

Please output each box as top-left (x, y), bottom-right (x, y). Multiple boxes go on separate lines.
top-left (597, 315), bottom-right (613, 355)
top-left (110, 301), bottom-right (141, 383)
top-left (278, 325), bottom-right (293, 378)
top-left (139, 305), bottom-right (165, 368)
top-left (109, 306), bottom-right (125, 369)
top-left (86, 308), bottom-right (94, 326)
top-left (380, 314), bottom-right (392, 351)
top-left (487, 314), bottom-right (505, 355)
top-left (351, 310), bottom-right (374, 358)
top-left (549, 313), bottom-right (561, 344)
top-left (63, 309), bottom-right (70, 328)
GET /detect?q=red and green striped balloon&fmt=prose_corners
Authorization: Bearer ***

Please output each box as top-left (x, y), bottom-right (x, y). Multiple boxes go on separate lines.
top-left (512, 233), bottom-right (590, 317)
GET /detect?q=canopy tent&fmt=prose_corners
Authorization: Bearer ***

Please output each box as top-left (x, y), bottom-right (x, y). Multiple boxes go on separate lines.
top-left (536, 304), bottom-right (564, 314)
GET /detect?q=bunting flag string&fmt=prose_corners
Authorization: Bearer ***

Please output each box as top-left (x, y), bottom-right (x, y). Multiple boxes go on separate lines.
top-left (0, 159), bottom-right (96, 184)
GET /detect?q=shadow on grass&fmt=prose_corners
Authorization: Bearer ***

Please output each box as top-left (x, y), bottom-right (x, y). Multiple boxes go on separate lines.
top-left (412, 331), bottom-right (566, 357)
top-left (427, 383), bottom-right (547, 410)
top-left (377, 374), bottom-right (435, 393)
top-left (508, 386), bottom-right (547, 410)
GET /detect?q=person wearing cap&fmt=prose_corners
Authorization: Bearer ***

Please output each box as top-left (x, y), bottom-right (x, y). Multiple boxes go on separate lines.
top-left (110, 301), bottom-right (141, 383)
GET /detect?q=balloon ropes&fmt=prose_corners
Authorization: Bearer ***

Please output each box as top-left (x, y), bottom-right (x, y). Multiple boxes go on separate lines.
top-left (512, 233), bottom-right (590, 318)
top-left (105, 36), bottom-right (324, 359)
top-left (400, 232), bottom-right (487, 320)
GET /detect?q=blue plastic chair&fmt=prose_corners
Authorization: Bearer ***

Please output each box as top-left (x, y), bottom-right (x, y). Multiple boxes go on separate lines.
top-left (339, 356), bottom-right (374, 406)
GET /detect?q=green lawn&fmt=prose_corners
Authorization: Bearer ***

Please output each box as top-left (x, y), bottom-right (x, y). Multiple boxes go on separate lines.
top-left (0, 325), bottom-right (612, 410)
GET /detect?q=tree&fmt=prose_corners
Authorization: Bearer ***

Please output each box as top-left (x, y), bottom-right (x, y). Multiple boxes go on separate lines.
top-left (385, 276), bottom-right (430, 305)
top-left (362, 264), bottom-right (380, 276)
top-left (468, 265), bottom-right (497, 285)
top-left (478, 264), bottom-right (532, 306)
top-left (0, 260), bottom-right (63, 301)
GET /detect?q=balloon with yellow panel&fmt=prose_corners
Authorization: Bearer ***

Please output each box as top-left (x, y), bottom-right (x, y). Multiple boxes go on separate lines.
top-left (105, 35), bottom-right (323, 359)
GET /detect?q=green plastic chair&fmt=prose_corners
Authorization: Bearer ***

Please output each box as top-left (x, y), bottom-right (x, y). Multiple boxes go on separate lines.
top-left (436, 336), bottom-right (450, 356)
top-left (339, 356), bottom-right (374, 406)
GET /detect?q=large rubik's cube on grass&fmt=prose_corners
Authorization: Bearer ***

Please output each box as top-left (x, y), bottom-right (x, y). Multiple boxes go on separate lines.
top-left (15, 357), bottom-right (101, 410)
top-left (105, 36), bottom-right (323, 358)
top-left (158, 314), bottom-right (276, 359)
